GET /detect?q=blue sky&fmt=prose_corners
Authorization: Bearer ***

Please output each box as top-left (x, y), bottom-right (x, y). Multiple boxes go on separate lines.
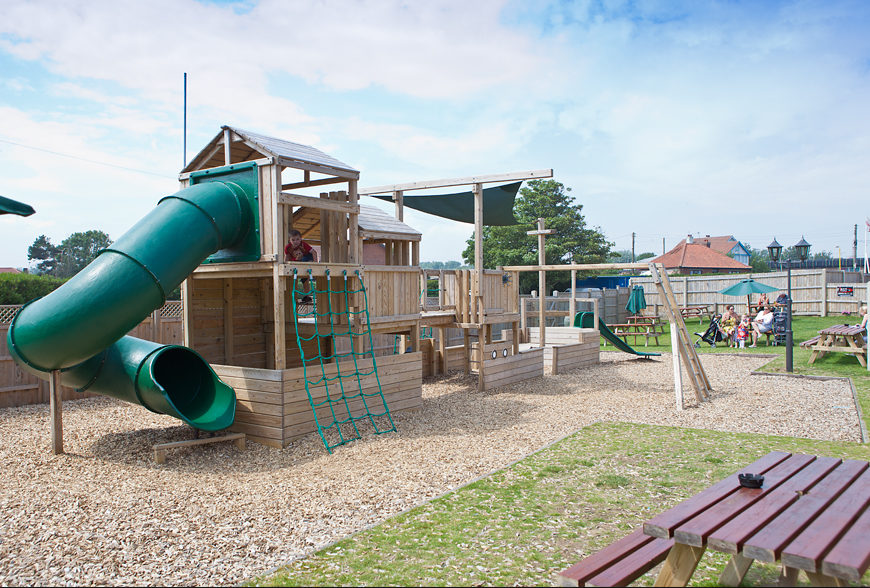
top-left (1, 0), bottom-right (869, 269)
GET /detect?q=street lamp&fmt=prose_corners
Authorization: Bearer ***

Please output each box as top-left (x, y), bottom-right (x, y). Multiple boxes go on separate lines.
top-left (767, 236), bottom-right (811, 372)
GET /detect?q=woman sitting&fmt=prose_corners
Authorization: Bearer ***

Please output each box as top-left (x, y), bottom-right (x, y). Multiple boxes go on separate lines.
top-left (719, 305), bottom-right (739, 347)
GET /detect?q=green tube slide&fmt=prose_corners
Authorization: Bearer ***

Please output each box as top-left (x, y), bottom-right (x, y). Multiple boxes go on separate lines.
top-left (7, 165), bottom-right (260, 431)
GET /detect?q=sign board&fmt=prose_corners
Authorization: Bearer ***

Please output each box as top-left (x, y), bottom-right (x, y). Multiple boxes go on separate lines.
top-left (836, 286), bottom-right (854, 297)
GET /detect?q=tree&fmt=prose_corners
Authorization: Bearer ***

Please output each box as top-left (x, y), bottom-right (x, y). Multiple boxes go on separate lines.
top-left (27, 230), bottom-right (113, 278)
top-left (27, 234), bottom-right (60, 275)
top-left (609, 249), bottom-right (654, 263)
top-left (461, 180), bottom-right (612, 292)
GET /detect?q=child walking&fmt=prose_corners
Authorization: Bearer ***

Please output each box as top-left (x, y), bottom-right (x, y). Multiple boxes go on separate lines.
top-left (284, 229), bottom-right (318, 303)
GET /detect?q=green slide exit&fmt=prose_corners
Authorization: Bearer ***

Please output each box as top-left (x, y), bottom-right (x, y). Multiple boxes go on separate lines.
top-left (574, 312), bottom-right (661, 358)
top-left (7, 164), bottom-right (260, 431)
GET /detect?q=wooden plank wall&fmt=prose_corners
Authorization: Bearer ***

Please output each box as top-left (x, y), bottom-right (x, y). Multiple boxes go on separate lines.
top-left (218, 352), bottom-right (422, 447)
top-left (632, 269), bottom-right (869, 317)
top-left (824, 283), bottom-right (870, 315)
top-left (0, 302), bottom-right (183, 408)
top-left (480, 347), bottom-right (544, 392)
top-left (527, 327), bottom-right (598, 346)
top-left (547, 340), bottom-right (599, 375)
top-left (363, 266), bottom-right (420, 320)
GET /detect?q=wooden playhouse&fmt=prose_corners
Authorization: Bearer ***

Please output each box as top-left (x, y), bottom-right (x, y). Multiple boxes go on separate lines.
top-left (178, 126), bottom-right (600, 449)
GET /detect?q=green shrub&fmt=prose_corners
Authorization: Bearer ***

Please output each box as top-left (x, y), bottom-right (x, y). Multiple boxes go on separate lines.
top-left (0, 273), bottom-right (68, 305)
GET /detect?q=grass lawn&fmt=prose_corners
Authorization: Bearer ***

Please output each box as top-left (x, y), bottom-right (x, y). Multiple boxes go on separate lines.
top-left (252, 316), bottom-right (870, 587)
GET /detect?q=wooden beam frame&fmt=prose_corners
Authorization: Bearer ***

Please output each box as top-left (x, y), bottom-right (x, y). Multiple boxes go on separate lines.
top-left (502, 262), bottom-right (649, 272)
top-left (358, 169), bottom-right (554, 195)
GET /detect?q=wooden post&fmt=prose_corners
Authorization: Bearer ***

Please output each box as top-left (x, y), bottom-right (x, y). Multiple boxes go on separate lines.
top-left (349, 179), bottom-right (360, 264)
top-left (272, 268), bottom-right (286, 370)
top-left (527, 218), bottom-right (555, 347)
top-left (473, 183), bottom-right (483, 325)
top-left (438, 326), bottom-right (447, 374)
top-left (671, 318), bottom-right (683, 410)
top-left (570, 269), bottom-right (577, 325)
top-left (49, 370), bottom-right (63, 455)
top-left (394, 190), bottom-right (404, 221)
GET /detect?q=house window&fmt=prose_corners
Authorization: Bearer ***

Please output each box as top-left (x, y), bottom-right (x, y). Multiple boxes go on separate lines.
top-left (689, 270), bottom-right (702, 275)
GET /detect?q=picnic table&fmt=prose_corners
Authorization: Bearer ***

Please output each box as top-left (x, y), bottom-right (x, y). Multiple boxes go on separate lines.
top-left (678, 305), bottom-right (710, 324)
top-left (606, 321), bottom-right (664, 347)
top-left (807, 324), bottom-right (867, 367)
top-left (559, 451), bottom-right (870, 587)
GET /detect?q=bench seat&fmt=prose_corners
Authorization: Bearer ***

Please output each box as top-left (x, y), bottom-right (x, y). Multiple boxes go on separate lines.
top-left (558, 528), bottom-right (674, 587)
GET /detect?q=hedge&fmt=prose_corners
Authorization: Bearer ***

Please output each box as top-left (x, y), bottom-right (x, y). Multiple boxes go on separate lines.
top-left (0, 273), bottom-right (68, 305)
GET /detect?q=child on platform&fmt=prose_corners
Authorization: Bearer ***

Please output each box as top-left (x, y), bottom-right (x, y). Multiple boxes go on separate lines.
top-left (285, 229), bottom-right (318, 303)
top-left (736, 315), bottom-right (750, 349)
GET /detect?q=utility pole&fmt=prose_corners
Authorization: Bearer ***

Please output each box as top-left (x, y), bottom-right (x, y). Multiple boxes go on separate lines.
top-left (662, 237), bottom-right (665, 255)
top-left (854, 224), bottom-right (858, 270)
top-left (631, 232), bottom-right (636, 263)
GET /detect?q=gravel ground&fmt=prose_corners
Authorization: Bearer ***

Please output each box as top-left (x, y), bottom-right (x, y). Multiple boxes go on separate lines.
top-left (0, 352), bottom-right (863, 586)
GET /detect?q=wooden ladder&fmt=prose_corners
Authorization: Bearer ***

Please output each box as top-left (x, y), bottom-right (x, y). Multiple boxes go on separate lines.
top-left (648, 263), bottom-right (712, 404)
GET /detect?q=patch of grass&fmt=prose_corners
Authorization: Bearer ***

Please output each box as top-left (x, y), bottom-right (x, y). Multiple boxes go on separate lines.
top-left (251, 423), bottom-right (870, 587)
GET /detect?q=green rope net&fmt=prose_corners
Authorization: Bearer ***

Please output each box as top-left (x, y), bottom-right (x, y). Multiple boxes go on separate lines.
top-left (291, 269), bottom-right (396, 453)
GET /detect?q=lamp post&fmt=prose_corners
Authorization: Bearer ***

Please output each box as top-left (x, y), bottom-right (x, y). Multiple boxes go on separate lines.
top-left (767, 236), bottom-right (811, 372)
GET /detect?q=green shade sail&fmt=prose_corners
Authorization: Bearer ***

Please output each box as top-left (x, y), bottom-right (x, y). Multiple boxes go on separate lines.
top-left (370, 182), bottom-right (521, 225)
top-left (625, 285), bottom-right (648, 314)
top-left (0, 195), bottom-right (35, 217)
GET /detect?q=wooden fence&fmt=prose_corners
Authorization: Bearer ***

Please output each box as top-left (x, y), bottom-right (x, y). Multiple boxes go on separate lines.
top-left (631, 269), bottom-right (869, 317)
top-left (0, 302), bottom-right (183, 408)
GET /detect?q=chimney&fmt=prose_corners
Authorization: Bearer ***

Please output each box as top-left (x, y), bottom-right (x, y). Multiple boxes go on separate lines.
top-left (687, 234), bottom-right (694, 244)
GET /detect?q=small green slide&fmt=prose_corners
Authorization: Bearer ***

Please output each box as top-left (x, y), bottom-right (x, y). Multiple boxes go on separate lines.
top-left (573, 312), bottom-right (661, 357)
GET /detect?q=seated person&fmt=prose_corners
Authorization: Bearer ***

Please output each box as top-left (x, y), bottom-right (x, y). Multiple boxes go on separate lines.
top-left (720, 305), bottom-right (739, 347)
top-left (756, 292), bottom-right (769, 308)
top-left (285, 229), bottom-right (318, 303)
top-left (749, 307), bottom-right (774, 347)
top-left (860, 306), bottom-right (868, 344)
top-left (775, 292), bottom-right (789, 305)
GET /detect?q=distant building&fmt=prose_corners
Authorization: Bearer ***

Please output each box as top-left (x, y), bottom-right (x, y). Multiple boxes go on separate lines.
top-left (0, 267), bottom-right (22, 274)
top-left (651, 235), bottom-right (752, 275)
top-left (672, 235), bottom-right (751, 265)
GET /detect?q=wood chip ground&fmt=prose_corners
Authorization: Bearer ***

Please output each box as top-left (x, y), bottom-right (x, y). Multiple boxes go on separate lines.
top-left (0, 353), bottom-right (862, 586)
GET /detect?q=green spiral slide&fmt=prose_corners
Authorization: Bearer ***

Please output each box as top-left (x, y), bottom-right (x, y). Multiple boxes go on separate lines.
top-left (6, 163), bottom-right (261, 431)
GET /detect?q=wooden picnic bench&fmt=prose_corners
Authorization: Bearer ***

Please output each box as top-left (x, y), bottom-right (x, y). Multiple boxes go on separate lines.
top-left (559, 451), bottom-right (870, 587)
top-left (807, 325), bottom-right (867, 367)
top-left (678, 305), bottom-right (710, 324)
top-left (607, 321), bottom-right (665, 347)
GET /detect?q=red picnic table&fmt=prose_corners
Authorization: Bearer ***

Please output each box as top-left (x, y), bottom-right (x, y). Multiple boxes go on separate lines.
top-left (559, 451), bottom-right (870, 586)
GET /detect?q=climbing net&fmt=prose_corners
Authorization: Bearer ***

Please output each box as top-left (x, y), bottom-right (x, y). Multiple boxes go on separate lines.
top-left (291, 269), bottom-right (396, 453)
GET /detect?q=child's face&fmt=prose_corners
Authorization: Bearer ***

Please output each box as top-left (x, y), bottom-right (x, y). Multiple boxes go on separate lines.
top-left (290, 234), bottom-right (302, 247)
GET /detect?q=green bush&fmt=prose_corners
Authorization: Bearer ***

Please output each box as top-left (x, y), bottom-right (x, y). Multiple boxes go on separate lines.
top-left (0, 273), bottom-right (68, 305)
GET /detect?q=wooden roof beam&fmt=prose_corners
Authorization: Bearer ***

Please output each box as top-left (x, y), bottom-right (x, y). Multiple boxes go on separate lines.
top-left (358, 169), bottom-right (553, 195)
top-left (501, 262), bottom-right (649, 272)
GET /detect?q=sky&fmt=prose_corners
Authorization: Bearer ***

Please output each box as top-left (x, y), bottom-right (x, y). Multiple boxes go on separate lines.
top-left (1, 0), bottom-right (869, 269)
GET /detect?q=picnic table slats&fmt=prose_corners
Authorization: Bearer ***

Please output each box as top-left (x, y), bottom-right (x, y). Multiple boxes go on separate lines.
top-left (643, 451), bottom-right (791, 539)
top-left (781, 468), bottom-right (870, 573)
top-left (585, 537), bottom-right (674, 587)
top-left (672, 454), bottom-right (816, 547)
top-left (558, 528), bottom-right (653, 586)
top-left (742, 460), bottom-right (869, 563)
top-left (706, 457), bottom-right (842, 554)
top-left (820, 505), bottom-right (870, 581)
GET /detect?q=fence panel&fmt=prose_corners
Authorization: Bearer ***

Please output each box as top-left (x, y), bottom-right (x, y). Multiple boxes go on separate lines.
top-left (0, 301), bottom-right (183, 408)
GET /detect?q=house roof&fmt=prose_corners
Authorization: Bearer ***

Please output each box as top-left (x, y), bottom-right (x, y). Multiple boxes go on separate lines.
top-left (650, 242), bottom-right (751, 270)
top-left (0, 267), bottom-right (22, 273)
top-left (182, 125), bottom-right (358, 178)
top-left (292, 204), bottom-right (421, 243)
top-left (674, 235), bottom-right (745, 255)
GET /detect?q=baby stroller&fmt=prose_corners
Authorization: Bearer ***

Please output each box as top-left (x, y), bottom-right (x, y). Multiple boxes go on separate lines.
top-left (694, 315), bottom-right (727, 348)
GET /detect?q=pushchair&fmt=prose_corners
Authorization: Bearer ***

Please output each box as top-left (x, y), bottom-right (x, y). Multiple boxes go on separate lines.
top-left (694, 315), bottom-right (727, 348)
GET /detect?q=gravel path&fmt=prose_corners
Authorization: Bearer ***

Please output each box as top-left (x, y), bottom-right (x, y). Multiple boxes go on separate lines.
top-left (0, 352), bottom-right (862, 586)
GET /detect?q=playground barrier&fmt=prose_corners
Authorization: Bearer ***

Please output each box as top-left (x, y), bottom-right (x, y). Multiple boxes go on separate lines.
top-left (1, 302), bottom-right (182, 408)
top-left (632, 269), bottom-right (869, 317)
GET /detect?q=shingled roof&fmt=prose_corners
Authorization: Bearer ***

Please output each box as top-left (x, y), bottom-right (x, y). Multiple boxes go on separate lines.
top-left (182, 125), bottom-right (358, 178)
top-left (650, 242), bottom-right (751, 273)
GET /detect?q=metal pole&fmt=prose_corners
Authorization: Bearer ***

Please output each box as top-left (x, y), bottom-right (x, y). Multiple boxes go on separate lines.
top-left (786, 260), bottom-right (793, 372)
top-left (183, 72), bottom-right (188, 167)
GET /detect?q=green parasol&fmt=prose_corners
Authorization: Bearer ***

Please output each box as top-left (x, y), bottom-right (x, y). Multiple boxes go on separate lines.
top-left (0, 195), bottom-right (35, 217)
top-left (718, 279), bottom-right (778, 313)
top-left (625, 285), bottom-right (647, 315)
